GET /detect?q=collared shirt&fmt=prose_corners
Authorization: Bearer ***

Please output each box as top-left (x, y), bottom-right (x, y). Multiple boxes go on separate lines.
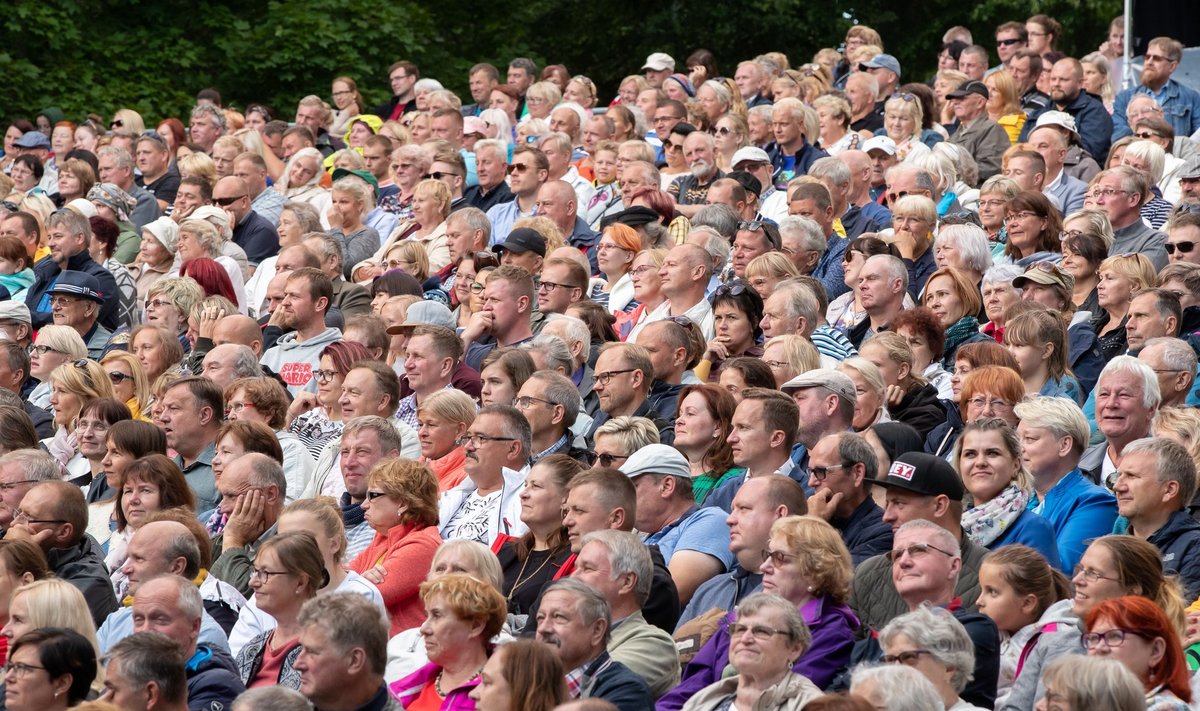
top-left (531, 433), bottom-right (569, 464)
top-left (175, 442), bottom-right (219, 513)
top-left (566, 664), bottom-right (587, 698)
top-left (251, 188), bottom-right (286, 226)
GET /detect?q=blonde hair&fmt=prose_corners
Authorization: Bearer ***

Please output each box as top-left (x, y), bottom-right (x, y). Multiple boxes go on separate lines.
top-left (985, 70), bottom-right (1022, 116)
top-left (413, 178), bottom-right (452, 218)
top-left (769, 516), bottom-right (853, 603)
top-left (34, 325), bottom-right (87, 361)
top-left (11, 579), bottom-right (104, 682)
top-left (49, 359), bottom-right (116, 425)
top-left (1098, 253), bottom-right (1157, 291)
top-left (812, 94), bottom-right (852, 129)
top-left (417, 389), bottom-right (476, 427)
top-left (838, 356), bottom-right (886, 399)
top-left (746, 252), bottom-right (801, 282)
top-left (861, 330), bottom-right (925, 386)
top-left (513, 215), bottom-right (565, 254)
top-left (100, 352), bottom-right (151, 415)
top-left (176, 152), bottom-right (216, 187)
top-left (178, 219), bottom-right (222, 258)
top-left (385, 240), bottom-right (429, 282)
top-left (282, 497), bottom-right (348, 563)
top-left (1153, 407), bottom-right (1200, 475)
top-left (764, 334), bottom-right (820, 374)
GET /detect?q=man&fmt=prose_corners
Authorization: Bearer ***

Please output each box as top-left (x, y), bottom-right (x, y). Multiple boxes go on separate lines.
top-left (995, 21), bottom-right (1027, 66)
top-left (629, 244), bottom-right (714, 342)
top-left (440, 405), bottom-right (528, 544)
top-left (848, 255), bottom-right (908, 347)
top-left (1113, 36), bottom-right (1200, 140)
top-left (781, 369), bottom-right (858, 476)
top-left (957, 45), bottom-right (989, 82)
top-left (540, 134), bottom-right (596, 214)
top-left (188, 104), bottom-right (226, 154)
top-left (463, 139), bottom-right (513, 213)
top-left (1114, 437), bottom-right (1200, 597)
top-left (508, 58), bottom-right (538, 107)
top-left (376, 60), bottom-right (418, 119)
top-left (731, 218), bottom-right (782, 279)
top-left (788, 182), bottom-right (847, 299)
top-left (734, 61), bottom-right (771, 108)
top-left (1003, 149), bottom-right (1046, 192)
top-left (705, 388), bottom-right (803, 511)
top-left (588, 343), bottom-right (674, 446)
top-left (758, 278), bottom-right (851, 364)
top-left (281, 126), bottom-right (316, 162)
top-left (47, 270), bottom-right (112, 358)
top-left (863, 136), bottom-right (898, 204)
top-left (211, 176), bottom-right (278, 266)
top-left (535, 578), bottom-right (653, 711)
top-left (812, 155), bottom-right (886, 239)
top-left (363, 135), bottom-right (397, 202)
top-left (210, 453), bottom-right (286, 597)
top-left (295, 593), bottom-right (396, 711)
top-left (536, 257), bottom-right (587, 315)
top-left (295, 96), bottom-right (341, 156)
top-left (849, 452), bottom-right (989, 632)
top-left (156, 377), bottom-right (222, 512)
top-left (336, 417), bottom-right (404, 560)
top-left (232, 152), bottom-right (284, 226)
top-left (171, 176), bottom-right (213, 223)
top-left (396, 325), bottom-right (461, 428)
top-left (98, 521), bottom-right (233, 653)
top-left (860, 54), bottom-right (902, 99)
top-left (462, 63), bottom-right (499, 116)
top-left (7, 480), bottom-right (117, 625)
top-left (131, 575), bottom-right (244, 711)
top-left (1008, 49), bottom-right (1051, 118)
top-left (642, 52), bottom-right (674, 87)
top-left (845, 73), bottom-right (883, 134)
top-left (807, 432), bottom-right (893, 564)
top-left (1092, 167), bottom-right (1169, 270)
top-left (1125, 288), bottom-right (1181, 355)
top-left (619, 444), bottom-right (733, 603)
top-left (636, 319), bottom-right (694, 421)
top-left (517, 371), bottom-right (585, 463)
top-left (732, 147), bottom-right (788, 221)
top-left (1078, 355), bottom-right (1162, 490)
top-left (771, 98), bottom-right (828, 183)
top-left (947, 81), bottom-right (1009, 181)
top-left (669, 132), bottom-right (724, 218)
top-left (485, 146), bottom-right (548, 243)
top-left (103, 632), bottom-right (190, 711)
top-left (1, 210), bottom-right (45, 263)
top-left (0, 451), bottom-right (59, 535)
top-left (1028, 125), bottom-right (1087, 214)
top-left (261, 268), bottom-right (342, 396)
top-left (1042, 58), bottom-right (1113, 162)
top-left (462, 265), bottom-right (536, 371)
top-left (1177, 157), bottom-right (1200, 205)
top-left (573, 531), bottom-right (680, 697)
top-left (97, 145), bottom-right (160, 230)
top-left (303, 232), bottom-right (371, 317)
top-left (1139, 337), bottom-right (1196, 408)
top-left (1167, 211), bottom-right (1200, 265)
top-left (535, 180), bottom-right (598, 273)
top-left (134, 132), bottom-right (181, 211)
top-left (431, 207), bottom-right (489, 293)
top-left (26, 209), bottom-right (119, 329)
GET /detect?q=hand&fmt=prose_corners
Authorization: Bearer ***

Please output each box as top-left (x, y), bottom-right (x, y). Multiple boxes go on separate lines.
top-left (198, 305), bottom-right (227, 340)
top-left (326, 204), bottom-right (344, 231)
top-left (806, 488), bottom-right (843, 521)
top-left (222, 489), bottom-right (267, 549)
top-left (268, 302), bottom-right (289, 329)
top-left (364, 562), bottom-right (388, 585)
top-left (885, 384), bottom-right (906, 407)
top-left (287, 392), bottom-right (321, 425)
top-left (461, 310), bottom-right (494, 343)
top-left (888, 230), bottom-right (918, 260)
top-left (1187, 611), bottom-right (1200, 646)
top-left (354, 263), bottom-right (381, 282)
top-left (688, 66), bottom-right (705, 86)
top-left (171, 203), bottom-right (196, 224)
top-left (704, 337), bottom-right (730, 362)
top-left (4, 523), bottom-right (56, 548)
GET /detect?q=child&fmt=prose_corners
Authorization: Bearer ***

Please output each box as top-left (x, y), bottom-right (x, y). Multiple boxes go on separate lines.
top-left (585, 140), bottom-right (621, 230)
top-left (1003, 307), bottom-right (1082, 404)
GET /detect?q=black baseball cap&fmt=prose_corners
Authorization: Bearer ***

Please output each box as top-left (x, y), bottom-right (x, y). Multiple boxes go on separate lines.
top-left (492, 227), bottom-right (547, 257)
top-left (877, 452), bottom-right (965, 501)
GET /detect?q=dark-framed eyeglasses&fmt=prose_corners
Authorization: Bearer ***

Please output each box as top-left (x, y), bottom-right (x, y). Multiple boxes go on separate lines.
top-left (364, 490), bottom-right (389, 501)
top-left (729, 623), bottom-right (791, 641)
top-left (809, 463), bottom-right (848, 481)
top-left (248, 567), bottom-right (292, 583)
top-left (314, 369), bottom-right (339, 383)
top-left (458, 433), bottom-right (517, 448)
top-left (108, 371), bottom-right (133, 385)
top-left (590, 452), bottom-right (629, 468)
top-left (594, 369), bottom-right (636, 386)
top-left (714, 282), bottom-right (748, 297)
top-left (1082, 629), bottom-right (1148, 650)
top-left (516, 395), bottom-right (557, 410)
top-left (996, 38), bottom-right (1022, 47)
top-left (881, 649), bottom-right (935, 665)
top-left (538, 280), bottom-right (581, 293)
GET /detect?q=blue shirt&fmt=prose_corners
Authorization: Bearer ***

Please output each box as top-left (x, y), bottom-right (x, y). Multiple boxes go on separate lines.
top-left (644, 506), bottom-right (734, 570)
top-left (813, 234), bottom-right (850, 301)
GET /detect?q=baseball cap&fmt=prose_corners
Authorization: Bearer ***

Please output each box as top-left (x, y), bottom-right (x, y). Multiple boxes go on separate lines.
top-left (47, 270), bottom-right (104, 303)
top-left (492, 227), bottom-right (546, 257)
top-left (727, 170), bottom-right (763, 197)
top-left (0, 302), bottom-right (31, 325)
top-left (877, 451), bottom-right (965, 501)
top-left (619, 444), bottom-right (690, 479)
top-left (947, 81), bottom-right (989, 100)
top-left (862, 136), bottom-right (897, 156)
top-left (464, 116), bottom-right (488, 136)
top-left (780, 369), bottom-right (856, 403)
top-left (331, 168), bottom-right (380, 200)
top-left (386, 301), bottom-right (456, 335)
top-left (731, 146), bottom-right (772, 169)
top-left (861, 53), bottom-right (902, 77)
top-left (642, 53), bottom-right (676, 72)
top-left (1013, 261), bottom-right (1075, 292)
top-left (13, 132), bottom-right (50, 150)
top-left (1033, 110), bottom-right (1079, 137)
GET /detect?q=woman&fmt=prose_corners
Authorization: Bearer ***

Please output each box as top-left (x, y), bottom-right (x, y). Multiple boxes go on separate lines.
top-left (131, 217), bottom-right (180, 307)
top-left (673, 385), bottom-right (743, 505)
top-left (563, 76), bottom-right (597, 110)
top-left (927, 362), bottom-right (1024, 458)
top-left (413, 389), bottom-right (474, 492)
top-left (451, 252), bottom-right (498, 327)
top-left (933, 224), bottom-right (993, 287)
top-left (9, 156), bottom-right (44, 195)
top-left (107, 455), bottom-right (196, 597)
top-left (381, 241), bottom-right (430, 283)
top-left (286, 340), bottom-right (372, 459)
top-left (330, 77), bottom-right (367, 138)
top-left (1, 120), bottom-right (31, 173)
top-left (224, 377), bottom-right (313, 500)
top-left (44, 360), bottom-right (117, 480)
top-left (68, 399), bottom-right (131, 496)
top-left (593, 224), bottom-right (639, 314)
top-left (1093, 253), bottom-right (1157, 362)
top-left (211, 421), bottom-right (284, 503)
top-left (1059, 209), bottom-right (1113, 317)
top-left (979, 265), bottom-right (1025, 342)
top-left (4, 628), bottom-right (97, 711)
top-left (0, 235), bottom-right (34, 302)
top-left (696, 80), bottom-right (734, 127)
top-left (348, 459), bottom-right (443, 635)
top-left (618, 248), bottom-right (667, 341)
top-left (664, 516), bottom-right (857, 707)
top-left (681, 592), bottom-right (823, 711)
top-left (859, 332), bottom-right (946, 437)
top-left (389, 574), bottom-right (507, 709)
top-left (718, 357), bottom-right (779, 405)
top-left (318, 176), bottom-right (381, 281)
top-left (659, 128), bottom-right (692, 191)
top-left (129, 324), bottom-right (185, 388)
top-left (1002, 191), bottom-right (1063, 267)
top-left (827, 236), bottom-right (905, 333)
top-left (85, 217), bottom-right (138, 327)
top-left (837, 357), bottom-right (890, 431)
top-left (274, 147), bottom-right (331, 218)
top-left (1084, 596), bottom-right (1192, 709)
top-left (878, 606), bottom-right (987, 711)
top-left (362, 179), bottom-right (450, 281)
top-left (922, 267), bottom-right (990, 370)
top-left (698, 281), bottom-right (764, 383)
top-left (985, 71), bottom-right (1025, 143)
top-left (1080, 53), bottom-right (1116, 113)
top-left (27, 326), bottom-right (87, 410)
top-left (813, 95), bottom-right (857, 155)
top-left (934, 70), bottom-right (970, 125)
top-left (245, 201), bottom-right (321, 317)
top-left (91, 419), bottom-right (167, 545)
top-left (523, 82), bottom-right (561, 122)
top-left (1003, 309), bottom-right (1082, 402)
top-left (495, 455), bottom-right (582, 617)
top-left (891, 196), bottom-right (938, 293)
top-left (978, 176), bottom-right (1021, 245)
top-left (954, 418), bottom-right (1060, 565)
top-left (0, 540), bottom-right (48, 665)
top-left (470, 638), bottom-right (566, 711)
top-left (891, 307), bottom-right (953, 400)
top-left (489, 86), bottom-right (521, 127)
top-left (0, 408), bottom-right (36, 456)
top-left (712, 114), bottom-right (750, 172)
top-left (745, 253), bottom-right (800, 301)
top-left (479, 348), bottom-right (535, 408)
top-left (55, 158), bottom-right (96, 206)
top-left (1036, 656), bottom-right (1145, 711)
top-left (176, 220), bottom-right (245, 311)
top-left (100, 352), bottom-right (151, 422)
top-left (2, 580), bottom-right (103, 701)
top-left (882, 93), bottom-right (931, 163)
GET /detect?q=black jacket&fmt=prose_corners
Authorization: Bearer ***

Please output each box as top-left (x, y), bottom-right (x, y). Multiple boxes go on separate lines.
top-left (891, 382), bottom-right (946, 439)
top-left (580, 650), bottom-right (653, 711)
top-left (463, 182), bottom-right (514, 213)
top-left (232, 210), bottom-right (280, 265)
top-left (186, 645), bottom-right (246, 711)
top-left (832, 496), bottom-right (894, 567)
top-left (27, 251), bottom-right (120, 330)
top-left (1147, 510), bottom-right (1200, 600)
top-left (48, 534), bottom-right (119, 626)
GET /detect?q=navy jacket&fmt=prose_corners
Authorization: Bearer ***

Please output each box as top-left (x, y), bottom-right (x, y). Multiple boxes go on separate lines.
top-left (833, 496), bottom-right (894, 567)
top-left (1146, 509), bottom-right (1200, 601)
top-left (232, 210), bottom-right (280, 265)
top-left (186, 645), bottom-right (246, 711)
top-left (27, 251), bottom-right (119, 330)
top-left (582, 651), bottom-right (653, 711)
top-left (48, 534), bottom-right (119, 627)
top-left (769, 139), bottom-right (828, 184)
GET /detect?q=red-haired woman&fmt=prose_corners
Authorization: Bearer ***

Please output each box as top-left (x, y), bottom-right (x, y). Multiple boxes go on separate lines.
top-left (1084, 596), bottom-right (1192, 709)
top-left (673, 384), bottom-right (742, 505)
top-left (180, 257), bottom-right (240, 307)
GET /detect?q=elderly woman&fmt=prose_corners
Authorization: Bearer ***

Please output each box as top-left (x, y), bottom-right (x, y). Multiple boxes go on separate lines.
top-left (878, 606), bottom-right (986, 711)
top-left (882, 93), bottom-right (931, 163)
top-left (1001, 191), bottom-right (1063, 267)
top-left (361, 179), bottom-right (451, 281)
top-left (928, 363), bottom-right (1025, 458)
top-left (859, 331), bottom-right (946, 437)
top-left (977, 175), bottom-right (1021, 245)
top-left (746, 252), bottom-right (800, 301)
top-left (177, 219), bottom-right (246, 312)
top-left (1002, 309), bottom-right (1081, 402)
top-left (225, 377), bottom-right (315, 502)
top-left (976, 265), bottom-right (1024, 343)
top-left (934, 224), bottom-right (993, 287)
top-left (131, 217), bottom-right (181, 306)
top-left (618, 248), bottom-right (667, 340)
top-left (1122, 141), bottom-right (1174, 224)
top-left (813, 94), bottom-right (856, 155)
top-left (3, 628), bottom-right (97, 711)
top-left (479, 348), bottom-right (535, 408)
top-left (698, 281), bottom-right (764, 383)
top-left (1038, 656), bottom-right (1145, 711)
top-left (922, 267), bottom-right (990, 369)
top-left (838, 357), bottom-right (890, 431)
top-left (696, 80), bottom-right (735, 127)
top-left (891, 306), bottom-right (953, 399)
top-left (985, 71), bottom-right (1025, 143)
top-left (890, 196), bottom-right (938, 298)
top-left (416, 389), bottom-right (476, 492)
top-left (107, 454), bottom-right (196, 598)
top-left (1093, 253), bottom-right (1156, 362)
top-left (245, 201), bottom-right (322, 317)
top-left (680, 593), bottom-right (823, 711)
top-left (452, 253), bottom-right (498, 329)
top-left (594, 224), bottom-right (640, 314)
top-left (1084, 596), bottom-right (1193, 709)
top-left (27, 325), bottom-right (87, 410)
top-left (390, 574), bottom-right (507, 709)
top-left (673, 384), bottom-right (743, 504)
top-left (663, 516), bottom-right (857, 707)
top-left (851, 664), bottom-right (943, 711)
top-left (523, 81), bottom-right (561, 122)
top-left (348, 458), bottom-right (443, 635)
top-left (143, 276), bottom-right (205, 349)
top-left (9, 155), bottom-right (44, 196)
top-left (274, 147), bottom-right (331, 218)
top-left (470, 638), bottom-right (566, 711)
top-left (954, 418), bottom-right (1060, 564)
top-left (86, 183), bottom-right (140, 262)
top-left (1059, 209), bottom-right (1113, 317)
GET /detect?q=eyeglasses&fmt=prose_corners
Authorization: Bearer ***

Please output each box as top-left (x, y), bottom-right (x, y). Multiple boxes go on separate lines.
top-left (729, 623), bottom-right (791, 641)
top-left (213, 195), bottom-right (247, 206)
top-left (28, 344), bottom-right (65, 357)
top-left (1133, 131), bottom-right (1161, 139)
top-left (506, 163), bottom-right (532, 175)
top-left (1028, 261), bottom-right (1064, 275)
top-left (469, 281), bottom-right (488, 293)
top-left (538, 280), bottom-right (580, 293)
top-left (762, 548), bottom-right (797, 566)
top-left (967, 396), bottom-right (1014, 411)
top-left (1090, 188), bottom-right (1131, 199)
top-left (381, 258), bottom-right (411, 270)
top-left (1166, 242), bottom-right (1195, 255)
top-left (1072, 564), bottom-right (1118, 583)
top-left (12, 509), bottom-right (67, 526)
top-left (249, 567), bottom-right (292, 583)
top-left (885, 190), bottom-right (911, 205)
top-left (427, 171), bottom-right (459, 181)
top-left (711, 126), bottom-right (733, 136)
top-left (629, 265), bottom-right (658, 276)
top-left (596, 242), bottom-right (632, 253)
top-left (594, 369), bottom-right (636, 386)
top-left (890, 92), bottom-right (917, 103)
top-left (145, 298), bottom-right (172, 310)
top-left (314, 369), bottom-right (339, 383)
top-left (364, 490), bottom-right (389, 501)
top-left (888, 542), bottom-right (956, 563)
top-left (996, 38), bottom-right (1023, 46)
top-left (3, 661), bottom-right (46, 678)
top-left (665, 142), bottom-right (684, 153)
top-left (110, 119), bottom-right (125, 128)
top-left (108, 371), bottom-right (133, 385)
top-left (1082, 629), bottom-right (1147, 650)
top-left (458, 433), bottom-right (517, 447)
top-left (809, 463), bottom-right (848, 481)
top-left (225, 402), bottom-right (256, 415)
top-left (48, 295), bottom-right (80, 307)
top-left (0, 479), bottom-right (37, 492)
top-left (1004, 210), bottom-right (1039, 224)
top-left (882, 649), bottom-right (935, 665)
top-left (516, 395), bottom-right (557, 409)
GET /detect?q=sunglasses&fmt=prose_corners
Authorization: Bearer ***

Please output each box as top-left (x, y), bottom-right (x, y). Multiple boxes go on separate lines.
top-left (108, 371), bottom-right (133, 385)
top-left (110, 119), bottom-right (124, 128)
top-left (213, 195), bottom-right (246, 206)
top-left (1166, 242), bottom-right (1196, 255)
top-left (426, 171), bottom-right (459, 181)
top-left (507, 163), bottom-right (532, 174)
top-left (996, 38), bottom-right (1023, 46)
top-left (715, 282), bottom-right (748, 297)
top-left (1134, 131), bottom-right (1161, 139)
top-left (710, 126), bottom-right (733, 136)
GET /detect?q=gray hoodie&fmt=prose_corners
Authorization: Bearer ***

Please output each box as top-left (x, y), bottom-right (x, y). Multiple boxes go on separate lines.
top-left (998, 599), bottom-right (1084, 711)
top-left (260, 327), bottom-right (342, 396)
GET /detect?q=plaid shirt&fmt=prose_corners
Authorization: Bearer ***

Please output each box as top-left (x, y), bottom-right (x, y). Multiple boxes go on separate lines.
top-left (565, 664), bottom-right (587, 698)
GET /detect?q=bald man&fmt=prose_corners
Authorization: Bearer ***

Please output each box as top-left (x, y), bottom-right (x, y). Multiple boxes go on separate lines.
top-left (214, 315), bottom-right (265, 356)
top-left (212, 176), bottom-right (278, 265)
top-left (535, 180), bottom-right (598, 273)
top-left (630, 243), bottom-right (715, 341)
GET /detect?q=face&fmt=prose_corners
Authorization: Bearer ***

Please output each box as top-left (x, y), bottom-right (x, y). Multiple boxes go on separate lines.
top-left (593, 348), bottom-right (640, 416)
top-left (50, 293), bottom-right (95, 330)
top-left (100, 437), bottom-right (137, 489)
top-left (420, 593), bottom-right (483, 665)
top-left (1141, 43), bottom-right (1179, 88)
top-left (47, 225), bottom-right (85, 268)
top-left (890, 527), bottom-right (960, 603)
top-left (49, 381), bottom-right (82, 428)
top-left (923, 275), bottom-right (966, 327)
top-left (75, 410), bottom-right (111, 460)
top-left (629, 252), bottom-right (663, 303)
top-left (563, 483), bottom-right (616, 552)
top-left (1125, 292), bottom-right (1173, 352)
top-left (1167, 224), bottom-right (1200, 265)
top-left (535, 590), bottom-right (603, 669)
top-left (980, 280), bottom-right (1018, 327)
top-left (728, 399), bottom-right (778, 468)
top-left (844, 76), bottom-right (875, 116)
top-left (340, 368), bottom-right (388, 421)
top-left (964, 389), bottom-right (1018, 426)
top-left (713, 301), bottom-right (755, 353)
top-left (728, 606), bottom-right (803, 678)
top-left (683, 133), bottom-right (716, 175)
top-left (470, 649), bottom-right (514, 711)
top-left (518, 461), bottom-right (569, 531)
top-left (1096, 369), bottom-right (1157, 445)
top-left (3, 644), bottom-right (62, 711)
top-left (1112, 449), bottom-right (1174, 525)
top-left (672, 391), bottom-right (721, 453)
top-left (957, 429), bottom-right (1020, 504)
top-left (885, 108), bottom-right (917, 141)
top-left (1072, 543), bottom-right (1128, 616)
top-left (842, 367), bottom-right (883, 430)
top-left (131, 581), bottom-right (198, 649)
top-left (132, 330), bottom-right (171, 379)
top-left (479, 363), bottom-right (516, 407)
top-left (1004, 158), bottom-right (1043, 192)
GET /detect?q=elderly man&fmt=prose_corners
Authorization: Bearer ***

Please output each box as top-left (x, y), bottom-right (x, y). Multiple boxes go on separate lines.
top-left (861, 54), bottom-right (901, 98)
top-left (439, 405), bottom-right (528, 544)
top-left (1028, 125), bottom-right (1087, 214)
top-left (212, 176), bottom-right (278, 265)
top-left (486, 146), bottom-right (548, 243)
top-left (734, 60), bottom-right (771, 108)
top-left (98, 145), bottom-right (160, 230)
top-left (947, 81), bottom-right (1009, 181)
top-left (731, 218), bottom-right (782, 279)
top-left (845, 72), bottom-right (883, 133)
top-left (200, 344), bottom-right (261, 391)
top-left (536, 578), bottom-right (653, 711)
top-left (157, 377), bottom-right (223, 512)
top-left (7, 480), bottom-right (117, 625)
top-left (761, 278), bottom-right (857, 365)
top-left (463, 139), bottom-right (513, 212)
top-left (670, 131), bottom-right (724, 218)
top-left (462, 265), bottom-right (537, 371)
top-left (618, 444), bottom-right (732, 604)
top-left (788, 182), bottom-right (847, 299)
top-left (131, 575), bottom-right (245, 710)
top-left (1113, 36), bottom-right (1200, 140)
top-left (294, 593), bottom-right (395, 711)
top-left (328, 417), bottom-right (406, 560)
top-left (588, 343), bottom-right (674, 446)
top-left (0, 451), bottom-right (59, 535)
top-left (848, 254), bottom-right (908, 348)
top-left (1093, 167), bottom-right (1169, 269)
top-left (103, 632), bottom-right (191, 711)
top-left (629, 244), bottom-right (714, 342)
top-left (0, 345), bottom-right (52, 437)
top-left (807, 432), bottom-right (893, 564)
top-left (849, 452), bottom-right (989, 632)
top-left (210, 454), bottom-right (286, 597)
top-left (535, 180), bottom-right (599, 273)
top-left (573, 531), bottom-right (679, 697)
top-left (706, 388), bottom-right (802, 511)
top-left (1080, 356), bottom-right (1162, 489)
top-left (26, 208), bottom-right (119, 329)
top-left (47, 270), bottom-right (112, 358)
top-left (1124, 288), bottom-right (1181, 356)
top-left (189, 104), bottom-right (226, 153)
top-left (261, 268), bottom-right (343, 395)
top-left (1139, 337), bottom-right (1196, 408)
top-left (517, 371), bottom-right (586, 464)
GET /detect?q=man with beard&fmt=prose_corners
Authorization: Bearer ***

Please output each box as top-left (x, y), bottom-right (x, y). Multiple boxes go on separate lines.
top-left (668, 132), bottom-right (723, 218)
top-left (260, 268), bottom-right (343, 396)
top-left (1113, 36), bottom-right (1200, 141)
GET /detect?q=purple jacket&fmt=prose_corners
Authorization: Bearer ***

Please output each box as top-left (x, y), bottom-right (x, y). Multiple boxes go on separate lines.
top-left (656, 594), bottom-right (858, 711)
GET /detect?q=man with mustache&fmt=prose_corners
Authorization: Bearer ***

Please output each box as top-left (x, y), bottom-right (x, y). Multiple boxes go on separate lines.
top-left (668, 132), bottom-right (724, 218)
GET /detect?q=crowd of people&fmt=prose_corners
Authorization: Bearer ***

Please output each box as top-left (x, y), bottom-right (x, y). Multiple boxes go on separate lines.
top-left (1, 11), bottom-right (1200, 711)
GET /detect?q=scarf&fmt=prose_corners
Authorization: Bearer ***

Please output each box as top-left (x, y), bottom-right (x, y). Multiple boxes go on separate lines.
top-left (962, 483), bottom-right (1031, 547)
top-left (341, 492), bottom-right (366, 528)
top-left (945, 316), bottom-right (982, 353)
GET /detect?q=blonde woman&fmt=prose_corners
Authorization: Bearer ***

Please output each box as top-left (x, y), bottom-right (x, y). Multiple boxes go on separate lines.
top-left (28, 325), bottom-right (88, 409)
top-left (813, 94), bottom-right (857, 155)
top-left (1080, 52), bottom-right (1116, 113)
top-left (100, 352), bottom-right (152, 421)
top-left (44, 360), bottom-right (117, 480)
top-left (273, 147), bottom-right (331, 219)
top-left (324, 175), bottom-right (382, 278)
top-left (883, 93), bottom-right (931, 163)
top-left (1, 579), bottom-right (104, 688)
top-left (523, 81), bottom-right (562, 122)
top-left (1094, 253), bottom-right (1157, 361)
top-left (761, 334), bottom-right (820, 388)
top-left (356, 179), bottom-right (449, 281)
top-left (745, 252), bottom-right (800, 300)
top-left (177, 219), bottom-right (247, 312)
top-left (934, 69), bottom-right (969, 126)
top-left (837, 356), bottom-right (891, 431)
top-left (1153, 407), bottom-right (1200, 473)
top-left (984, 70), bottom-right (1024, 143)
top-left (176, 151), bottom-right (217, 188)
top-left (712, 113), bottom-right (750, 172)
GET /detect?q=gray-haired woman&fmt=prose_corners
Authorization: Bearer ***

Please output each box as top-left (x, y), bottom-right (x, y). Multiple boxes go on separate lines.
top-left (879, 606), bottom-right (987, 711)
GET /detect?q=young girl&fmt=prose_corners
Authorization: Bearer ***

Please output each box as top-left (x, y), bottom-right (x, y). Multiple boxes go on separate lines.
top-left (585, 140), bottom-right (621, 230)
top-left (1003, 307), bottom-right (1083, 405)
top-left (976, 544), bottom-right (1071, 707)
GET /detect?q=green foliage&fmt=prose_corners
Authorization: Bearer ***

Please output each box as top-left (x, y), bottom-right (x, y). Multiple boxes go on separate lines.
top-left (0, 0), bottom-right (1123, 123)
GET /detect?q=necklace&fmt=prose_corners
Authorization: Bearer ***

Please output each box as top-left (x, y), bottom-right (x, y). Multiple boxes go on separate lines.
top-left (507, 545), bottom-right (561, 602)
top-left (435, 664), bottom-right (485, 696)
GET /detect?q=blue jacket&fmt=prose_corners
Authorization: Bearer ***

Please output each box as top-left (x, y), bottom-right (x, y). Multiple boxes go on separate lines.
top-left (583, 650), bottom-right (653, 711)
top-left (833, 496), bottom-right (894, 567)
top-left (1113, 79), bottom-right (1200, 142)
top-left (990, 510), bottom-right (1062, 570)
top-left (813, 233), bottom-right (851, 301)
top-left (26, 251), bottom-right (120, 330)
top-left (186, 645), bottom-right (245, 711)
top-left (769, 138), bottom-right (828, 184)
top-left (1029, 469), bottom-right (1117, 572)
top-left (1145, 509), bottom-right (1200, 601)
top-left (1045, 91), bottom-right (1112, 162)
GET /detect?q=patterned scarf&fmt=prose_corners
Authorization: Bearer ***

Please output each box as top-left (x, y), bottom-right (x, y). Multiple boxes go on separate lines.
top-left (962, 483), bottom-right (1031, 547)
top-left (945, 316), bottom-right (982, 353)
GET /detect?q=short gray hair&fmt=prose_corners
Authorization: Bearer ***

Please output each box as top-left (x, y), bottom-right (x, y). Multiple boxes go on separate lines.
top-left (543, 577), bottom-right (611, 637)
top-left (691, 204), bottom-right (740, 240)
top-left (879, 605), bottom-right (976, 692)
top-left (777, 216), bottom-right (826, 255)
top-left (808, 156), bottom-right (850, 187)
top-left (232, 687), bottom-right (314, 711)
top-left (0, 450), bottom-right (62, 482)
top-left (835, 431), bottom-right (879, 482)
top-left (935, 224), bottom-right (993, 274)
top-left (228, 345), bottom-right (262, 379)
top-left (580, 530), bottom-right (653, 606)
top-left (190, 104), bottom-right (227, 131)
top-left (982, 263), bottom-right (1024, 289)
top-left (523, 335), bottom-right (575, 375)
top-left (1142, 337), bottom-right (1197, 377)
top-left (885, 165), bottom-right (936, 194)
top-left (297, 593), bottom-right (390, 676)
top-left (687, 226), bottom-right (731, 269)
top-left (1122, 436), bottom-right (1197, 507)
top-left (850, 664), bottom-right (943, 711)
top-left (243, 452), bottom-right (287, 492)
top-left (1098, 355), bottom-right (1161, 410)
top-left (304, 231), bottom-right (346, 271)
top-left (341, 416), bottom-right (404, 455)
top-left (97, 145), bottom-right (134, 170)
top-left (447, 207), bottom-right (492, 246)
top-left (527, 370), bottom-right (581, 429)
top-left (144, 574), bottom-right (203, 622)
top-left (735, 592), bottom-right (812, 649)
top-left (864, 254), bottom-right (909, 292)
top-left (542, 314), bottom-right (590, 366)
top-left (1012, 396), bottom-right (1090, 455)
top-left (895, 519), bottom-right (960, 559)
top-left (772, 279), bottom-right (819, 324)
